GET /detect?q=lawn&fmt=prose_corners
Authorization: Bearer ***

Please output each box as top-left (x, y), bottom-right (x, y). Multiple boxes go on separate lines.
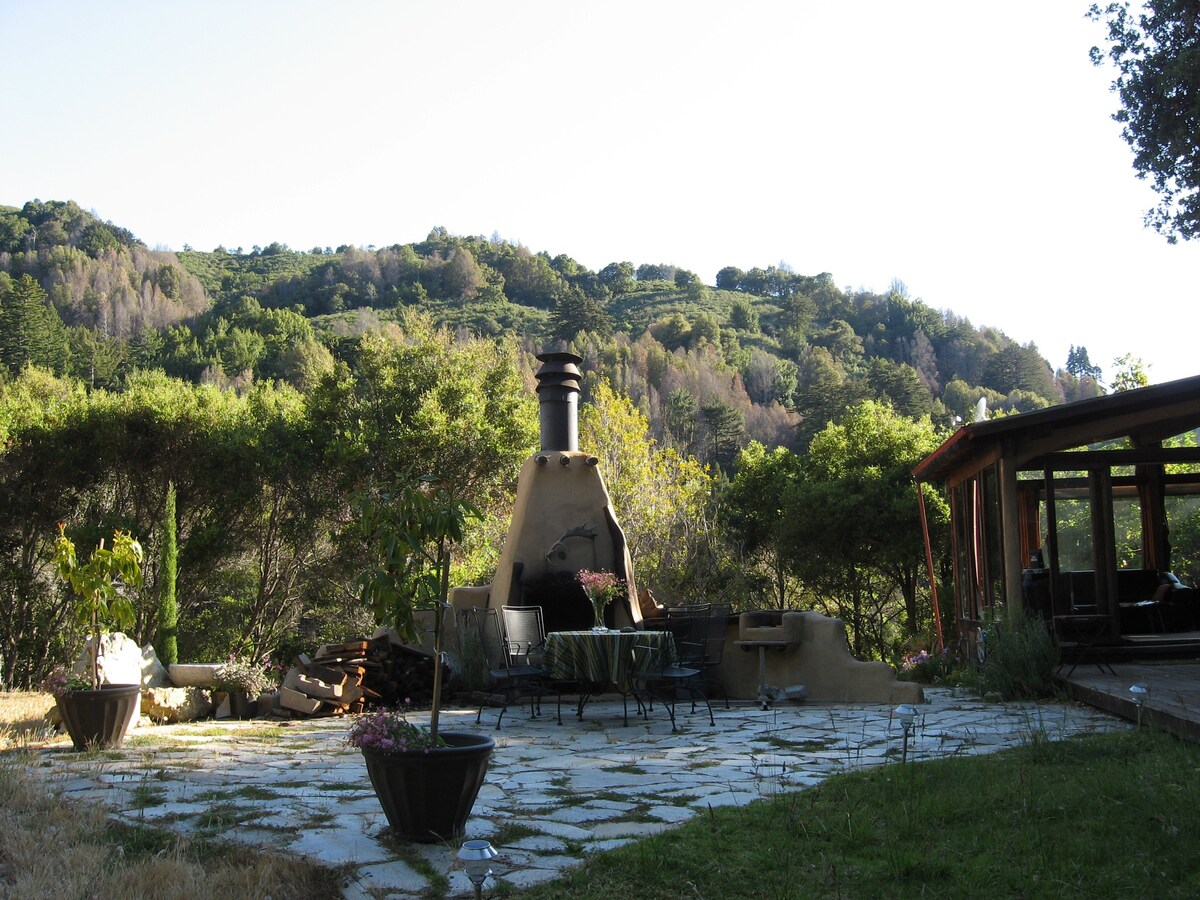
top-left (515, 727), bottom-right (1200, 899)
top-left (2, 691), bottom-right (1197, 898)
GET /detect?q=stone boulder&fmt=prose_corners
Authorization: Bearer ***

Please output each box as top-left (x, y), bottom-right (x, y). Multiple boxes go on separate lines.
top-left (142, 686), bottom-right (213, 723)
top-left (70, 632), bottom-right (145, 735)
top-left (167, 663), bottom-right (222, 687)
top-left (72, 632), bottom-right (144, 687)
top-left (141, 644), bottom-right (172, 688)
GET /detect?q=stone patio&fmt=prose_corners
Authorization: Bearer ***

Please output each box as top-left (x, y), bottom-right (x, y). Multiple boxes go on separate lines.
top-left (24, 689), bottom-right (1124, 898)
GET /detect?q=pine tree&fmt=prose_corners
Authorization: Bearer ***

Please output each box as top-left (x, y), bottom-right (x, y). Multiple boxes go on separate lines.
top-left (0, 274), bottom-right (66, 375)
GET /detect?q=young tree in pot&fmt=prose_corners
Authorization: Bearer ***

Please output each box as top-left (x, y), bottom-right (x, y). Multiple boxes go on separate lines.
top-left (52, 524), bottom-right (145, 750)
top-left (356, 474), bottom-right (481, 739)
top-left (352, 474), bottom-right (495, 842)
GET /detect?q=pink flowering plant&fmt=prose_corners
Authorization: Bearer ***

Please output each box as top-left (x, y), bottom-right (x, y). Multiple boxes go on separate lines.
top-left (347, 704), bottom-right (447, 755)
top-left (42, 667), bottom-right (91, 698)
top-left (898, 646), bottom-right (957, 684)
top-left (576, 569), bottom-right (625, 629)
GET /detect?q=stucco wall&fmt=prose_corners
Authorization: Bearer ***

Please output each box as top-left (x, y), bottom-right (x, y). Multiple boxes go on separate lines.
top-left (716, 611), bottom-right (923, 704)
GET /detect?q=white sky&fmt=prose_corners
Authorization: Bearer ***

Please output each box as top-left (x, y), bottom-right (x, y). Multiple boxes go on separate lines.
top-left (2, 1), bottom-right (1196, 385)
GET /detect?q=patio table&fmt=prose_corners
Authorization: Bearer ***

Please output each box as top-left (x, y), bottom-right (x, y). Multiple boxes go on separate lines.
top-left (543, 629), bottom-right (677, 722)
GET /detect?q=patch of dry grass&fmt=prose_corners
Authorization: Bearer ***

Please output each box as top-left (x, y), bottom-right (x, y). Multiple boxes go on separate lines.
top-left (0, 691), bottom-right (345, 898)
top-left (0, 691), bottom-right (55, 750)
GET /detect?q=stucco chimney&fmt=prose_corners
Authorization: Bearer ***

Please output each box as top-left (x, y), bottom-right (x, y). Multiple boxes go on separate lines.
top-left (534, 351), bottom-right (583, 452)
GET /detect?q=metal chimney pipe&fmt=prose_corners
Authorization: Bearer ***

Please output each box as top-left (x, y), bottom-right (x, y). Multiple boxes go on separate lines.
top-left (534, 351), bottom-right (583, 452)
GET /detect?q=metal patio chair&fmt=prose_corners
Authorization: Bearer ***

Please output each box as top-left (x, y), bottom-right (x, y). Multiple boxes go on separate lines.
top-left (468, 607), bottom-right (546, 728)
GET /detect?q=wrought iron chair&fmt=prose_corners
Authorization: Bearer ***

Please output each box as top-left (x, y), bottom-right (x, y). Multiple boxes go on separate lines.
top-left (502, 604), bottom-right (576, 724)
top-left (664, 603), bottom-right (711, 669)
top-left (629, 638), bottom-right (714, 731)
top-left (469, 607), bottom-right (546, 728)
top-left (699, 604), bottom-right (731, 708)
top-left (502, 605), bottom-right (548, 666)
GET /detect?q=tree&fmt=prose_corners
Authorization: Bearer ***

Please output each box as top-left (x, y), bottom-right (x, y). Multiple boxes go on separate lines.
top-left (1066, 344), bottom-right (1103, 381)
top-left (729, 298), bottom-right (759, 333)
top-left (700, 400), bottom-right (745, 473)
top-left (578, 380), bottom-right (711, 594)
top-left (0, 275), bottom-right (67, 375)
top-left (715, 266), bottom-right (744, 291)
top-left (663, 388), bottom-right (699, 452)
top-left (156, 481), bottom-right (179, 665)
top-left (1090, 1), bottom-right (1200, 241)
top-left (780, 401), bottom-right (948, 660)
top-left (982, 342), bottom-right (1059, 403)
top-left (723, 442), bottom-right (804, 608)
top-left (597, 261), bottom-right (634, 295)
top-left (1111, 353), bottom-right (1151, 391)
top-left (549, 286), bottom-right (613, 342)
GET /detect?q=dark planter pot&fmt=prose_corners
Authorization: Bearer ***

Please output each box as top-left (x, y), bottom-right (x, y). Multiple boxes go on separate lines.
top-left (362, 731), bottom-right (496, 843)
top-left (228, 691), bottom-right (256, 720)
top-left (57, 683), bottom-right (141, 751)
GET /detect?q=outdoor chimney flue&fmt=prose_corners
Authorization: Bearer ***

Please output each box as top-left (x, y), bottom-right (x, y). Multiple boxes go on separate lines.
top-left (534, 351), bottom-right (583, 452)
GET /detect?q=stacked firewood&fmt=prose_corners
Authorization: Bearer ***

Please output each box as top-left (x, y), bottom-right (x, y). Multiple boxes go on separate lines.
top-left (274, 629), bottom-right (442, 718)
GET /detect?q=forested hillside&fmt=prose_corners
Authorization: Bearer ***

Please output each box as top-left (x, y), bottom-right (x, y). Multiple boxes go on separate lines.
top-left (1, 200), bottom-right (1106, 467)
top-left (0, 198), bottom-right (1116, 688)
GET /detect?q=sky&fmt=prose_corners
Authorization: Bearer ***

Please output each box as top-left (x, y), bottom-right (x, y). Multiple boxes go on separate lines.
top-left (2, 1), bottom-right (1197, 385)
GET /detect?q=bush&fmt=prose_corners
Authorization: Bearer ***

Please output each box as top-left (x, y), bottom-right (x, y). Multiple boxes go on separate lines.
top-left (897, 646), bottom-right (958, 684)
top-left (978, 611), bottom-right (1059, 700)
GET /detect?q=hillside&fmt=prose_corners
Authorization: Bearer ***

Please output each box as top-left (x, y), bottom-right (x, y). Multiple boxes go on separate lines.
top-left (0, 199), bottom-right (1105, 466)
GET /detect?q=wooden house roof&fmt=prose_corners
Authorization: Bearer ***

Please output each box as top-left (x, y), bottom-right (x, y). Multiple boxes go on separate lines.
top-left (913, 374), bottom-right (1200, 486)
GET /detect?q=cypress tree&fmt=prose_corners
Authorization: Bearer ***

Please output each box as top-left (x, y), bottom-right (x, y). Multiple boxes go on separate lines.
top-left (156, 481), bottom-right (179, 665)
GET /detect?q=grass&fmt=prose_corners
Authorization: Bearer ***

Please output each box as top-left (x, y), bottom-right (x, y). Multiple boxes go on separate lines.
top-left (519, 728), bottom-right (1200, 899)
top-left (0, 750), bottom-right (344, 899)
top-left (0, 691), bottom-right (55, 749)
top-left (6, 691), bottom-right (1199, 898)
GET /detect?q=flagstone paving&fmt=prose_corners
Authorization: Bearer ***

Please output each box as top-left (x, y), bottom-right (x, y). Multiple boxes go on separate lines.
top-left (24, 689), bottom-right (1124, 898)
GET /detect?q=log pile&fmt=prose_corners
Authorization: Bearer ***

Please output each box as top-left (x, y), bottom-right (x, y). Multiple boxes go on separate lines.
top-left (274, 629), bottom-right (443, 718)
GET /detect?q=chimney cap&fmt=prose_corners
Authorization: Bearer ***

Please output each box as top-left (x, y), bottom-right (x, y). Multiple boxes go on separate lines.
top-left (534, 351), bottom-right (582, 395)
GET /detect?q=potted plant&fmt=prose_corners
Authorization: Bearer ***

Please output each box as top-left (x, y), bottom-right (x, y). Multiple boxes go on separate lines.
top-left (213, 656), bottom-right (272, 719)
top-left (577, 569), bottom-right (624, 631)
top-left (352, 474), bottom-right (495, 843)
top-left (51, 524), bottom-right (144, 750)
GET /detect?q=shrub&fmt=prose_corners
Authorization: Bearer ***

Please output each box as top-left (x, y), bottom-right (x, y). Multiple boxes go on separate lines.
top-left (898, 646), bottom-right (958, 684)
top-left (978, 611), bottom-right (1059, 700)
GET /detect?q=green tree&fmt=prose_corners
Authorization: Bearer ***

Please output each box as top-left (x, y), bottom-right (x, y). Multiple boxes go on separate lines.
top-left (700, 400), bottom-right (745, 473)
top-left (598, 261), bottom-right (635, 295)
top-left (724, 442), bottom-right (804, 608)
top-left (156, 481), bottom-right (178, 665)
top-left (781, 401), bottom-right (948, 660)
top-left (1111, 353), bottom-right (1151, 391)
top-left (1090, 1), bottom-right (1200, 241)
top-left (982, 341), bottom-right (1059, 402)
top-left (549, 285), bottom-right (613, 342)
top-left (715, 266), bottom-right (744, 291)
top-left (0, 275), bottom-right (67, 375)
top-left (729, 298), bottom-right (759, 333)
top-left (1066, 344), bottom-right (1103, 381)
top-left (579, 380), bottom-right (712, 595)
top-left (664, 388), bottom-right (699, 453)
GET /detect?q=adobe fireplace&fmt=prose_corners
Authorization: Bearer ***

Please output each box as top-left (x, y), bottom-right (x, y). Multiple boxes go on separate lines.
top-left (473, 351), bottom-right (640, 633)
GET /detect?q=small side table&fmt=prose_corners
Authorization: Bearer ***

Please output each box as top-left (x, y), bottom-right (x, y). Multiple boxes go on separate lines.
top-left (734, 640), bottom-right (795, 709)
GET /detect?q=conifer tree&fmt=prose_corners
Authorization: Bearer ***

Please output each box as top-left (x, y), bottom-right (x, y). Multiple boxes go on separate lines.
top-left (155, 481), bottom-right (179, 665)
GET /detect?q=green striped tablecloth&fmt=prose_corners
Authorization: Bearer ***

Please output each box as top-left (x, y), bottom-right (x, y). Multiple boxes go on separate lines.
top-left (542, 630), bottom-right (677, 691)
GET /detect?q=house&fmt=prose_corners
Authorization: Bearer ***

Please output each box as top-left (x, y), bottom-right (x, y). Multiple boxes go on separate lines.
top-left (913, 375), bottom-right (1200, 660)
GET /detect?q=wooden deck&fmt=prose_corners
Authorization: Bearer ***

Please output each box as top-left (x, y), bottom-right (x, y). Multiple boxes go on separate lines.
top-left (1061, 660), bottom-right (1200, 744)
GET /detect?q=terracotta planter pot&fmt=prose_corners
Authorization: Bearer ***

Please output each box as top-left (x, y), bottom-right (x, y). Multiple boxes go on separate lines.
top-left (57, 683), bottom-right (141, 751)
top-left (361, 731), bottom-right (495, 843)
